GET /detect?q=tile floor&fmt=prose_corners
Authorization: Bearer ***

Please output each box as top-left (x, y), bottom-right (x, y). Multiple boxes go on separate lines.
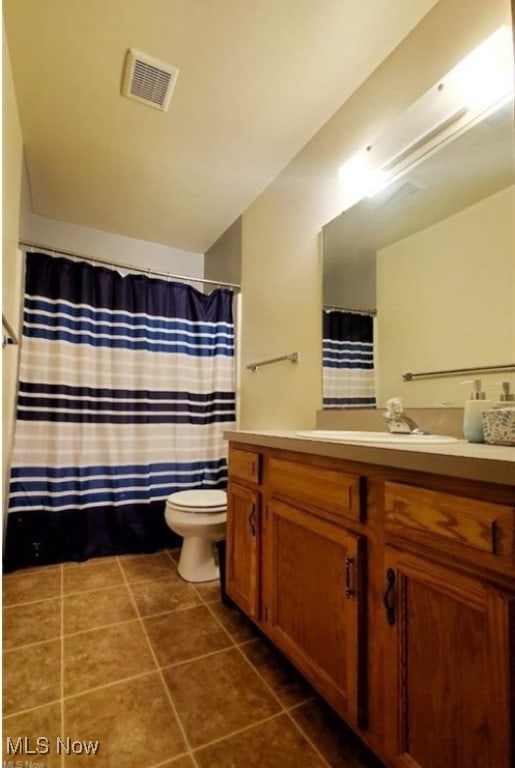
top-left (3, 549), bottom-right (385, 768)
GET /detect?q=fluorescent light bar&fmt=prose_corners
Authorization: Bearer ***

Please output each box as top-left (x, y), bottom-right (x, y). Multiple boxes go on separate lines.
top-left (338, 25), bottom-right (514, 211)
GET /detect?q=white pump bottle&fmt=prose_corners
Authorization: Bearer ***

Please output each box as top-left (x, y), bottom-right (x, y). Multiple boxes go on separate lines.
top-left (462, 379), bottom-right (492, 443)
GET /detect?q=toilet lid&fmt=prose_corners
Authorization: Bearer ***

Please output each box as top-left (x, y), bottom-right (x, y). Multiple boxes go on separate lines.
top-left (166, 489), bottom-right (227, 511)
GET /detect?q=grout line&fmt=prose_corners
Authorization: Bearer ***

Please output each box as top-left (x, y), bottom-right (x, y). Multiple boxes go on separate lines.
top-left (158, 644), bottom-right (236, 673)
top-left (147, 753), bottom-right (191, 768)
top-left (116, 555), bottom-right (202, 768)
top-left (3, 593), bottom-right (62, 610)
top-left (285, 710), bottom-right (333, 768)
top-left (203, 600), bottom-right (332, 768)
top-left (3, 634), bottom-right (62, 652)
top-left (63, 670), bottom-right (162, 702)
top-left (190, 711), bottom-right (289, 753)
top-left (3, 697), bottom-right (64, 720)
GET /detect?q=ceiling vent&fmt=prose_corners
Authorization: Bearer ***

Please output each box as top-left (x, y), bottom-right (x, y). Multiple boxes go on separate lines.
top-left (122, 49), bottom-right (179, 111)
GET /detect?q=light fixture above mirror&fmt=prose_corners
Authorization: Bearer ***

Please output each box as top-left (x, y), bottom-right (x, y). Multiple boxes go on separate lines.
top-left (338, 25), bottom-right (514, 212)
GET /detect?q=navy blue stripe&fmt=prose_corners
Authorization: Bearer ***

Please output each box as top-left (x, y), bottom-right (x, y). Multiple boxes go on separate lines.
top-left (23, 326), bottom-right (234, 355)
top-left (323, 340), bottom-right (372, 350)
top-left (10, 466), bottom-right (228, 495)
top-left (323, 397), bottom-right (376, 406)
top-left (19, 382), bottom-right (235, 402)
top-left (322, 360), bottom-right (374, 370)
top-left (17, 410), bottom-right (235, 424)
top-left (17, 395), bottom-right (235, 414)
top-left (24, 309), bottom-right (234, 343)
top-left (9, 482), bottom-right (226, 510)
top-left (25, 297), bottom-right (234, 331)
top-left (25, 253), bottom-right (234, 324)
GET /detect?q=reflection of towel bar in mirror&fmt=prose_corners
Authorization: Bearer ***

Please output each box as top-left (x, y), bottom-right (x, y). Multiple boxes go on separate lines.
top-left (403, 363), bottom-right (515, 381)
top-left (247, 352), bottom-right (299, 372)
top-left (2, 314), bottom-right (19, 348)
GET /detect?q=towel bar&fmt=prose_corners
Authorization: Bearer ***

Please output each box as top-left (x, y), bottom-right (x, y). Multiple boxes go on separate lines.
top-left (247, 352), bottom-right (299, 372)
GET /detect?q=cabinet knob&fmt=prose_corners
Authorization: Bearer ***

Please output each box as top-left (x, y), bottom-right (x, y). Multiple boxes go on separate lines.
top-left (248, 505), bottom-right (257, 536)
top-left (383, 568), bottom-right (396, 626)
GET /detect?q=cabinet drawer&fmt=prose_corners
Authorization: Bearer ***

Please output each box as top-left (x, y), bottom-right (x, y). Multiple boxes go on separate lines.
top-left (228, 447), bottom-right (261, 485)
top-left (268, 457), bottom-right (363, 523)
top-left (384, 481), bottom-right (515, 560)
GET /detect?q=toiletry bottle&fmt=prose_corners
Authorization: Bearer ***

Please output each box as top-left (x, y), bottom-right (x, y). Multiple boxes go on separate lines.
top-left (493, 381), bottom-right (515, 407)
top-left (462, 379), bottom-right (492, 443)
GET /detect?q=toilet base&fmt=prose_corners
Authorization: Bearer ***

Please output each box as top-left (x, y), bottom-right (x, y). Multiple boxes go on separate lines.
top-left (177, 536), bottom-right (220, 582)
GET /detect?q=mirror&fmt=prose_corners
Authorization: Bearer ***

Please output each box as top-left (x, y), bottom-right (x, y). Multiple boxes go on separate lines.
top-left (321, 99), bottom-right (515, 409)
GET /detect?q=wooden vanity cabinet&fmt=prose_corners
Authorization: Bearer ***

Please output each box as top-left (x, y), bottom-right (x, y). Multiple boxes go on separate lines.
top-left (225, 448), bottom-right (262, 620)
top-left (382, 548), bottom-right (514, 768)
top-left (382, 480), bottom-right (515, 768)
top-left (262, 497), bottom-right (366, 727)
top-left (225, 441), bottom-right (515, 768)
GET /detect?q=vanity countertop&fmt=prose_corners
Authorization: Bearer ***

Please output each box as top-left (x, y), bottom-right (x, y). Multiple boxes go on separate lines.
top-left (224, 429), bottom-right (515, 486)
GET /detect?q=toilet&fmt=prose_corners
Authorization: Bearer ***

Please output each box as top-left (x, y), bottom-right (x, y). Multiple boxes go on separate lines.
top-left (164, 489), bottom-right (227, 582)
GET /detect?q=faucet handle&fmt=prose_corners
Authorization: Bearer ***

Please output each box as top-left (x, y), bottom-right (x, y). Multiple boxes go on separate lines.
top-left (385, 397), bottom-right (404, 416)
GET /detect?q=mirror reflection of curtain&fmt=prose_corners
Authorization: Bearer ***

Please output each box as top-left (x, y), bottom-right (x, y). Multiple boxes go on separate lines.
top-left (322, 310), bottom-right (375, 409)
top-left (5, 252), bottom-right (236, 571)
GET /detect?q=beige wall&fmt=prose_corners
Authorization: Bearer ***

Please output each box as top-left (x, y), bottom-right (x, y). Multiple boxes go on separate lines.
top-left (377, 185), bottom-right (515, 407)
top-left (204, 217), bottom-right (241, 286)
top-left (238, 0), bottom-right (511, 429)
top-left (2, 21), bottom-right (25, 519)
top-left (20, 160), bottom-right (205, 282)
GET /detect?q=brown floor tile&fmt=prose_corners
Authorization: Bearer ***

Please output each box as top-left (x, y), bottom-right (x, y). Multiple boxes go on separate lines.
top-left (208, 599), bottom-right (259, 642)
top-left (64, 585), bottom-right (136, 634)
top-left (3, 597), bottom-right (61, 649)
top-left (158, 757), bottom-right (195, 768)
top-left (130, 576), bottom-right (201, 617)
top-left (144, 604), bottom-right (231, 667)
top-left (193, 579), bottom-right (222, 602)
top-left (63, 559), bottom-right (124, 595)
top-left (3, 702), bottom-right (62, 768)
top-left (3, 639), bottom-right (61, 716)
top-left (291, 699), bottom-right (385, 768)
top-left (167, 546), bottom-right (182, 563)
top-left (64, 620), bottom-right (154, 696)
top-left (63, 672), bottom-right (186, 767)
top-left (195, 713), bottom-right (327, 768)
top-left (3, 567), bottom-right (61, 606)
top-left (241, 637), bottom-right (315, 707)
top-left (119, 552), bottom-right (177, 583)
top-left (162, 647), bottom-right (281, 748)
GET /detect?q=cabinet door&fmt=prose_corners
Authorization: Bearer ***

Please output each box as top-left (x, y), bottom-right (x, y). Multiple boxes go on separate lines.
top-left (382, 548), bottom-right (514, 768)
top-left (226, 481), bottom-right (260, 620)
top-left (264, 498), bottom-right (365, 727)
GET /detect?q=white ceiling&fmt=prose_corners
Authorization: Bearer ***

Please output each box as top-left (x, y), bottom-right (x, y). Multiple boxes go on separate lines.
top-left (4, 0), bottom-right (439, 254)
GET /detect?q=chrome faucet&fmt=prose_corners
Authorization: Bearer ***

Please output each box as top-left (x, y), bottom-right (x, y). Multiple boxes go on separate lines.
top-left (382, 398), bottom-right (429, 435)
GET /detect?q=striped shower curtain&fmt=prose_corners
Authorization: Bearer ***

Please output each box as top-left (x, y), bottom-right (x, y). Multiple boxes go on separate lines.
top-left (322, 310), bottom-right (376, 409)
top-left (5, 252), bottom-right (236, 571)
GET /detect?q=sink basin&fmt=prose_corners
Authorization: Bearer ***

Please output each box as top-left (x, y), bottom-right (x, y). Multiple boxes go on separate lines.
top-left (295, 430), bottom-right (461, 444)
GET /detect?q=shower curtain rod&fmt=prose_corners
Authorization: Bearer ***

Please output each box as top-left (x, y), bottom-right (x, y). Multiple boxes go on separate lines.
top-left (18, 239), bottom-right (241, 290)
top-left (323, 304), bottom-right (377, 316)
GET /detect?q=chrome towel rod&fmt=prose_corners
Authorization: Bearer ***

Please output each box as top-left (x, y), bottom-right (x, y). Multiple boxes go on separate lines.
top-left (403, 363), bottom-right (515, 381)
top-left (247, 352), bottom-right (299, 372)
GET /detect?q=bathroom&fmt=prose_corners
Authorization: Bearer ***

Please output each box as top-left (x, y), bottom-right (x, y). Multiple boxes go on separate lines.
top-left (3, 0), bottom-right (514, 766)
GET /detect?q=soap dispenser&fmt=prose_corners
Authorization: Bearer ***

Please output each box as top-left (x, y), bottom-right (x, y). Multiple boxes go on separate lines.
top-left (495, 381), bottom-right (515, 406)
top-left (462, 379), bottom-right (492, 443)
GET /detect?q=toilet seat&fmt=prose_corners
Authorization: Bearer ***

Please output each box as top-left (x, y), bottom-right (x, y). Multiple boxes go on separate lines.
top-left (166, 489), bottom-right (227, 514)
